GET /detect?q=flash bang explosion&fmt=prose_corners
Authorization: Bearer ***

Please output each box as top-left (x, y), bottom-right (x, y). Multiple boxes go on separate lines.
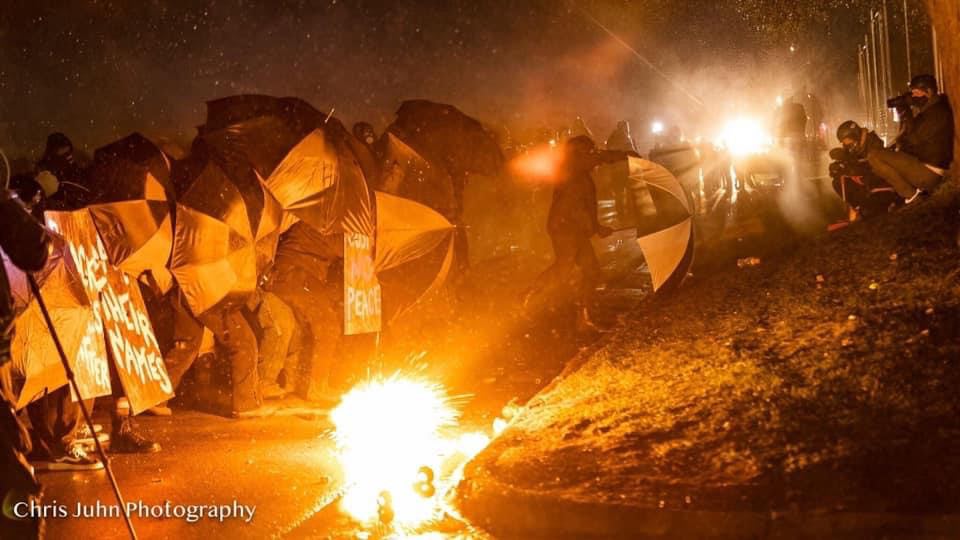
top-left (331, 374), bottom-right (493, 530)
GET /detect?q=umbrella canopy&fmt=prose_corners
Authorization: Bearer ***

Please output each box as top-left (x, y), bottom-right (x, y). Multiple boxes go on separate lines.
top-left (8, 245), bottom-right (111, 409)
top-left (374, 191), bottom-right (456, 319)
top-left (169, 154), bottom-right (260, 315)
top-left (85, 133), bottom-right (175, 285)
top-left (593, 156), bottom-right (694, 292)
top-left (385, 100), bottom-right (504, 179)
top-left (378, 133), bottom-right (457, 221)
top-left (198, 95), bottom-right (375, 239)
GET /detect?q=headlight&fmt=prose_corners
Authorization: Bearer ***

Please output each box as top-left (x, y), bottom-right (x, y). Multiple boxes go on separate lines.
top-left (717, 117), bottom-right (772, 157)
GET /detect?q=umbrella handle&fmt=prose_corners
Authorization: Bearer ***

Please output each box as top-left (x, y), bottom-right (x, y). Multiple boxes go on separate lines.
top-left (26, 274), bottom-right (139, 540)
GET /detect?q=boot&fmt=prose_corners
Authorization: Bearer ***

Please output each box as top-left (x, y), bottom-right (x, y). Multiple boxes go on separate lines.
top-left (110, 416), bottom-right (161, 454)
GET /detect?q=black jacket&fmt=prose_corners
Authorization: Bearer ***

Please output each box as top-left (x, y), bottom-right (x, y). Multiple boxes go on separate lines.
top-left (0, 194), bottom-right (50, 361)
top-left (899, 95), bottom-right (955, 169)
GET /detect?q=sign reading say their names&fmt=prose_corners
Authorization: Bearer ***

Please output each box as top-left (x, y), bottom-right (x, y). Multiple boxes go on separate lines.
top-left (47, 210), bottom-right (174, 414)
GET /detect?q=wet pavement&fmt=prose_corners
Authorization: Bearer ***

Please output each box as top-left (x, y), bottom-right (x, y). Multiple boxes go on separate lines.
top-left (38, 247), bottom-right (649, 540)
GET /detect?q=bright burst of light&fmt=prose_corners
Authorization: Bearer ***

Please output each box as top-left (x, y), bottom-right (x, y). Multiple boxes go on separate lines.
top-left (651, 120), bottom-right (664, 135)
top-left (331, 374), bottom-right (498, 530)
top-left (716, 117), bottom-right (772, 157)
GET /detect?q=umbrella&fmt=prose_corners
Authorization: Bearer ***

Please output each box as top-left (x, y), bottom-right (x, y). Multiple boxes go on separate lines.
top-left (379, 133), bottom-right (457, 221)
top-left (8, 244), bottom-right (110, 409)
top-left (198, 95), bottom-right (375, 238)
top-left (386, 100), bottom-right (504, 179)
top-left (169, 154), bottom-right (260, 315)
top-left (593, 156), bottom-right (695, 292)
top-left (85, 133), bottom-right (175, 286)
top-left (374, 191), bottom-right (456, 319)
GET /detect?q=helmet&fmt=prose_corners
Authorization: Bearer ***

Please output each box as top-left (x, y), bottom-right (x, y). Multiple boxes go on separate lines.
top-left (836, 120), bottom-right (860, 142)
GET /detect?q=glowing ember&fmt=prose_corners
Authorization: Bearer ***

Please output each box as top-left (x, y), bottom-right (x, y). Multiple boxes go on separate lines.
top-left (331, 374), bottom-right (496, 530)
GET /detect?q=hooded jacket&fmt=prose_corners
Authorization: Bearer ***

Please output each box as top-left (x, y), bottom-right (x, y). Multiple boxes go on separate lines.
top-left (899, 94), bottom-right (954, 169)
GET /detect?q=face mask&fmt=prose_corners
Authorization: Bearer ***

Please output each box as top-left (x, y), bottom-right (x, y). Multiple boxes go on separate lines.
top-left (842, 143), bottom-right (857, 153)
top-left (911, 95), bottom-right (929, 108)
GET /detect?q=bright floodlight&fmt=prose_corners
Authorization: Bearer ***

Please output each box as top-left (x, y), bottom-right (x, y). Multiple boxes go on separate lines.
top-left (651, 121), bottom-right (664, 135)
top-left (718, 117), bottom-right (771, 157)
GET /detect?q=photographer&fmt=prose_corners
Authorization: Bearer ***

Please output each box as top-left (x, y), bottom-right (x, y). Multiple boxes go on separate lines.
top-left (0, 188), bottom-right (51, 538)
top-left (868, 74), bottom-right (954, 204)
top-left (830, 120), bottom-right (897, 218)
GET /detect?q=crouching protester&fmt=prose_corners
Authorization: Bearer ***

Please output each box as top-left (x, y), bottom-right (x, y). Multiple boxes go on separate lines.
top-left (830, 120), bottom-right (898, 219)
top-left (0, 187), bottom-right (50, 539)
top-left (867, 74), bottom-right (954, 204)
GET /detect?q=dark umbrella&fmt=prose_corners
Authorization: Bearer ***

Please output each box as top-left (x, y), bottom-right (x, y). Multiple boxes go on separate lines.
top-left (84, 133), bottom-right (175, 282)
top-left (385, 100), bottom-right (504, 179)
top-left (169, 152), bottom-right (262, 315)
top-left (197, 95), bottom-right (375, 239)
top-left (378, 133), bottom-right (457, 221)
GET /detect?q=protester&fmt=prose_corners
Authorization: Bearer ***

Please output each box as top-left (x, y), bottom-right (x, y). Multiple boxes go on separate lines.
top-left (868, 74), bottom-right (955, 204)
top-left (36, 132), bottom-right (94, 210)
top-left (527, 136), bottom-right (618, 332)
top-left (0, 187), bottom-right (50, 537)
top-left (605, 120), bottom-right (638, 153)
top-left (265, 222), bottom-right (343, 403)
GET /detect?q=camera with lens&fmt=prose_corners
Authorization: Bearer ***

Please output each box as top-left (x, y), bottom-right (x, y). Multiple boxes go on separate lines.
top-left (886, 92), bottom-right (912, 111)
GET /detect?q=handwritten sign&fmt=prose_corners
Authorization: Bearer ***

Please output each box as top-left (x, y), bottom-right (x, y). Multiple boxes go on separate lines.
top-left (34, 213), bottom-right (114, 404)
top-left (47, 210), bottom-right (174, 414)
top-left (343, 231), bottom-right (381, 335)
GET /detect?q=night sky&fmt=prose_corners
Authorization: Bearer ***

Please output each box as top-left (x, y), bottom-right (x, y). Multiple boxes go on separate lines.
top-left (0, 0), bottom-right (935, 159)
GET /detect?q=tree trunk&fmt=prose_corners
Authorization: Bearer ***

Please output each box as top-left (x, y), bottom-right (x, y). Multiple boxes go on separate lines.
top-left (925, 0), bottom-right (960, 168)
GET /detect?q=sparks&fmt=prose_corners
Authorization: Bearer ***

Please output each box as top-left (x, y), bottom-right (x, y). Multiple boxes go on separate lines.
top-left (331, 373), bottom-right (496, 530)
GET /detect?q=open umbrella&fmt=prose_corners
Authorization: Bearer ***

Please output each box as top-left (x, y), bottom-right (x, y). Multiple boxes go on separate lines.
top-left (593, 156), bottom-right (695, 292)
top-left (374, 191), bottom-right (456, 320)
top-left (85, 133), bottom-right (175, 287)
top-left (7, 244), bottom-right (110, 409)
top-left (378, 133), bottom-right (457, 221)
top-left (198, 95), bottom-right (375, 239)
top-left (385, 100), bottom-right (504, 179)
top-left (169, 153), bottom-right (259, 316)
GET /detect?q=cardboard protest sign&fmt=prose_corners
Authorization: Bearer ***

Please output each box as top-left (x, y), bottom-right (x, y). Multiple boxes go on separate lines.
top-left (47, 210), bottom-right (174, 414)
top-left (31, 212), bottom-right (115, 404)
top-left (343, 231), bottom-right (381, 335)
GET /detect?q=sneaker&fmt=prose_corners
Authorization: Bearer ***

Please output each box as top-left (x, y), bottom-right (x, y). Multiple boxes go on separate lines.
top-left (110, 418), bottom-right (161, 454)
top-left (74, 423), bottom-right (103, 440)
top-left (260, 382), bottom-right (288, 400)
top-left (143, 402), bottom-right (172, 416)
top-left (34, 443), bottom-right (104, 472)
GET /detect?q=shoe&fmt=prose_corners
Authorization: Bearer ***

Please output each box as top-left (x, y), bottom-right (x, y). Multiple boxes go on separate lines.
top-left (74, 423), bottom-right (103, 440)
top-left (33, 443), bottom-right (104, 472)
top-left (110, 418), bottom-right (161, 454)
top-left (260, 382), bottom-right (288, 400)
top-left (143, 402), bottom-right (172, 416)
top-left (74, 423), bottom-right (110, 449)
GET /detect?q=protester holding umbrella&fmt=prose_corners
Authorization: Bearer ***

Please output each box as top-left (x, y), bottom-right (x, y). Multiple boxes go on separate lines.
top-left (0, 186), bottom-right (50, 538)
top-left (527, 136), bottom-right (619, 333)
